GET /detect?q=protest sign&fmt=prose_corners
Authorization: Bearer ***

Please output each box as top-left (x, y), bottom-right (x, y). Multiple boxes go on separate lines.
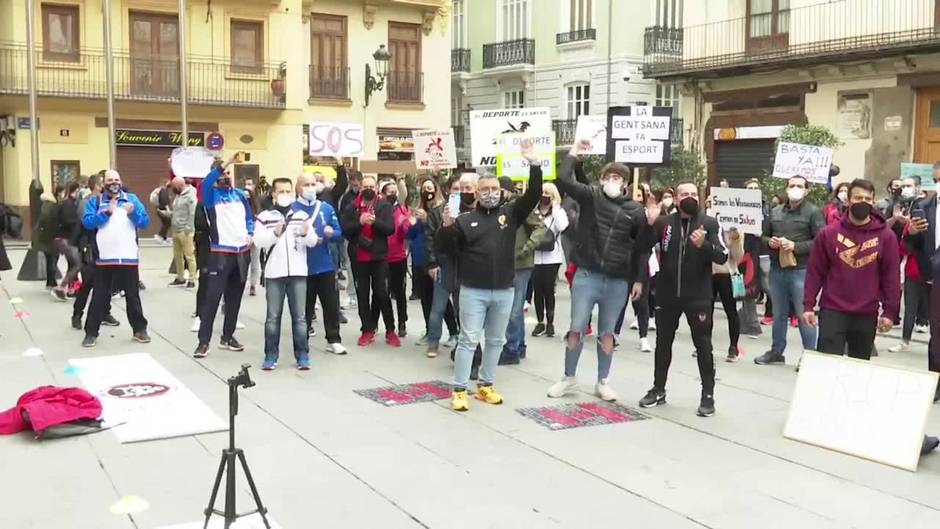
top-left (606, 106), bottom-right (673, 165)
top-left (308, 122), bottom-right (364, 157)
top-left (170, 147), bottom-right (215, 179)
top-left (901, 162), bottom-right (934, 190)
top-left (709, 187), bottom-right (764, 235)
top-left (495, 132), bottom-right (556, 180)
top-left (573, 114), bottom-right (608, 155)
top-left (470, 107), bottom-right (552, 166)
top-left (413, 129), bottom-right (458, 169)
top-left (772, 142), bottom-right (833, 184)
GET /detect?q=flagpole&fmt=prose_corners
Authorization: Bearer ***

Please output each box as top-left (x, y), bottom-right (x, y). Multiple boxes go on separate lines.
top-left (25, 0), bottom-right (40, 185)
top-left (102, 0), bottom-right (117, 168)
top-left (177, 0), bottom-right (189, 145)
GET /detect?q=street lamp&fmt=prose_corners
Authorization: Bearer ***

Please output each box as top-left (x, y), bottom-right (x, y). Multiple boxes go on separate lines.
top-left (364, 44), bottom-right (391, 107)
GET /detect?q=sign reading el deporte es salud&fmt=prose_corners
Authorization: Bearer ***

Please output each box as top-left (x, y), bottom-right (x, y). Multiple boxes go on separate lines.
top-left (115, 129), bottom-right (206, 147)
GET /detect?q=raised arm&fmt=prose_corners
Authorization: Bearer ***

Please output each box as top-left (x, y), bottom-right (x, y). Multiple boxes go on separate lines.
top-left (333, 161), bottom-right (349, 199)
top-left (555, 141), bottom-right (594, 203)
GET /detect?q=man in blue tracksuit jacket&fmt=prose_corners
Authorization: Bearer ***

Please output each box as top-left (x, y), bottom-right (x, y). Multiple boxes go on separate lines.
top-left (193, 154), bottom-right (254, 359)
top-left (294, 173), bottom-right (346, 354)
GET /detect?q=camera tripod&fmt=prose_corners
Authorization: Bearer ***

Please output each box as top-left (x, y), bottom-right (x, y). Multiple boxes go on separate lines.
top-left (203, 365), bottom-right (272, 529)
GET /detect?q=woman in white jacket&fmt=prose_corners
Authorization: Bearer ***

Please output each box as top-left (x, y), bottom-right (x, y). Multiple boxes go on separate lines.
top-left (532, 182), bottom-right (569, 338)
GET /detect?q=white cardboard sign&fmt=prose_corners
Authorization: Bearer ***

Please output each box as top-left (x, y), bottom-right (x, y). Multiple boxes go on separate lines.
top-left (709, 187), bottom-right (764, 235)
top-left (614, 140), bottom-right (664, 164)
top-left (772, 141), bottom-right (833, 183)
top-left (170, 147), bottom-right (215, 179)
top-left (784, 352), bottom-right (938, 471)
top-left (573, 114), bottom-right (608, 155)
top-left (469, 107), bottom-right (552, 167)
top-left (413, 129), bottom-right (457, 169)
top-left (495, 132), bottom-right (557, 180)
top-left (308, 122), bottom-right (365, 157)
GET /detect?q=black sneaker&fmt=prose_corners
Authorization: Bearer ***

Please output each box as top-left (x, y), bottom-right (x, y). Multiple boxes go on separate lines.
top-left (82, 335), bottom-right (97, 348)
top-left (220, 337), bottom-right (245, 351)
top-left (339, 311), bottom-right (348, 324)
top-left (307, 325), bottom-right (317, 337)
top-left (193, 343), bottom-right (209, 358)
top-left (168, 279), bottom-right (187, 287)
top-left (71, 315), bottom-right (82, 330)
top-left (498, 353), bottom-right (520, 366)
top-left (398, 323), bottom-right (407, 338)
top-left (102, 314), bottom-right (120, 327)
top-left (531, 323), bottom-right (546, 337)
top-left (408, 293), bottom-right (420, 301)
top-left (337, 271), bottom-right (346, 281)
top-left (922, 436), bottom-right (939, 455)
top-left (185, 281), bottom-right (196, 289)
top-left (546, 323), bottom-right (555, 338)
top-left (50, 289), bottom-right (68, 302)
top-left (138, 281), bottom-right (146, 291)
top-left (697, 393), bottom-right (716, 417)
top-left (133, 331), bottom-right (151, 343)
top-left (639, 388), bottom-right (666, 408)
top-left (310, 310), bottom-right (318, 321)
top-left (754, 351), bottom-right (785, 365)
top-left (469, 363), bottom-right (480, 381)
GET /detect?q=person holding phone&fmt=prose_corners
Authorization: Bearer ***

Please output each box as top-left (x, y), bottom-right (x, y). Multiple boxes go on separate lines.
top-left (423, 175), bottom-right (462, 358)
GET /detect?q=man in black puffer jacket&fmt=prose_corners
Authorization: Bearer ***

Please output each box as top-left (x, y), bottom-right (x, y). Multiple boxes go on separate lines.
top-left (546, 141), bottom-right (647, 403)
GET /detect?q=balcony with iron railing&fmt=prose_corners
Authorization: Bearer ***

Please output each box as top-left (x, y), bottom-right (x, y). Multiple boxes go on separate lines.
top-left (483, 39), bottom-right (535, 69)
top-left (452, 49), bottom-right (471, 73)
top-left (556, 28), bottom-right (597, 45)
top-left (670, 118), bottom-right (683, 147)
top-left (387, 70), bottom-right (423, 103)
top-left (0, 42), bottom-right (286, 108)
top-left (309, 65), bottom-right (349, 100)
top-left (643, 0), bottom-right (940, 78)
top-left (453, 125), bottom-right (466, 149)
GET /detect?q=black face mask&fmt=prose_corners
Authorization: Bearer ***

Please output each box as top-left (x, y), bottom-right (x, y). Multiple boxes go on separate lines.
top-left (360, 189), bottom-right (376, 201)
top-left (460, 192), bottom-right (475, 206)
top-left (849, 202), bottom-right (873, 220)
top-left (386, 194), bottom-right (398, 205)
top-left (106, 183), bottom-right (121, 195)
top-left (891, 188), bottom-right (901, 197)
top-left (423, 191), bottom-right (435, 203)
top-left (679, 197), bottom-right (700, 216)
top-left (217, 177), bottom-right (232, 189)
top-left (539, 196), bottom-right (552, 207)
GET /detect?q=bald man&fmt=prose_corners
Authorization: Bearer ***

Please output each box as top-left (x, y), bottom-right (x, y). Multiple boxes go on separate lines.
top-left (168, 176), bottom-right (198, 287)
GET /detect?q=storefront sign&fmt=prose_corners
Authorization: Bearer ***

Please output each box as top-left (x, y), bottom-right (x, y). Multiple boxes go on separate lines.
top-left (378, 135), bottom-right (414, 153)
top-left (115, 129), bottom-right (205, 147)
top-left (469, 107), bottom-right (552, 167)
top-left (772, 141), bottom-right (833, 184)
top-left (495, 132), bottom-right (556, 181)
top-left (708, 187), bottom-right (764, 235)
top-left (413, 129), bottom-right (457, 169)
top-left (714, 125), bottom-right (786, 141)
top-left (573, 115), bottom-right (607, 155)
top-left (308, 122), bottom-right (364, 157)
top-left (607, 105), bottom-right (673, 166)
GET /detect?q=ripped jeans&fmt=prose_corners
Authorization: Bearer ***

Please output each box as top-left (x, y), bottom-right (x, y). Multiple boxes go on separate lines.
top-left (564, 268), bottom-right (631, 381)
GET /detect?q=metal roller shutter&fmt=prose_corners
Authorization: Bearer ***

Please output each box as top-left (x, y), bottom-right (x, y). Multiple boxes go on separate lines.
top-left (116, 146), bottom-right (174, 237)
top-left (715, 139), bottom-right (776, 187)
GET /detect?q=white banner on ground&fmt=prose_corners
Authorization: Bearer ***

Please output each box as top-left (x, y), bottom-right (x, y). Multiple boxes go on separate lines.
top-left (171, 147), bottom-right (215, 179)
top-left (308, 122), bottom-right (365, 157)
top-left (158, 514), bottom-right (283, 529)
top-left (573, 114), bottom-right (607, 155)
top-left (709, 187), bottom-right (764, 235)
top-left (413, 129), bottom-right (457, 169)
top-left (71, 353), bottom-right (227, 443)
top-left (784, 352), bottom-right (938, 471)
top-left (772, 142), bottom-right (833, 183)
top-left (469, 107), bottom-right (551, 166)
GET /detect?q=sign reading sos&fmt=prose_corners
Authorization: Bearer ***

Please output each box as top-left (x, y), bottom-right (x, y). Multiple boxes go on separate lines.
top-left (308, 122), bottom-right (365, 157)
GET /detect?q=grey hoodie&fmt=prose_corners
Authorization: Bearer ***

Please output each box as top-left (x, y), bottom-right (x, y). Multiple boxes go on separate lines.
top-left (171, 185), bottom-right (197, 233)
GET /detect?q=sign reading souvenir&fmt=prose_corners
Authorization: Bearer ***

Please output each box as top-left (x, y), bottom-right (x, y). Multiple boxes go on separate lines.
top-left (170, 146), bottom-right (216, 179)
top-left (413, 129), bottom-right (458, 169)
top-left (469, 107), bottom-right (552, 167)
top-left (772, 141), bottom-right (833, 184)
top-left (495, 132), bottom-right (556, 181)
top-left (308, 122), bottom-right (364, 157)
top-left (573, 114), bottom-right (608, 155)
top-left (206, 131), bottom-right (224, 150)
top-left (606, 105), bottom-right (673, 166)
top-left (709, 187), bottom-right (764, 235)
top-left (115, 129), bottom-right (205, 147)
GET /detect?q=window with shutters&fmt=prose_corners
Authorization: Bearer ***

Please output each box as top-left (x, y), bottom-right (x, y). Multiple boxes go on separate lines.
top-left (230, 20), bottom-right (263, 74)
top-left (310, 14), bottom-right (348, 99)
top-left (42, 3), bottom-right (80, 62)
top-left (452, 0), bottom-right (466, 48)
top-left (568, 0), bottom-right (592, 31)
top-left (388, 22), bottom-right (422, 103)
top-left (500, 0), bottom-right (529, 41)
top-left (566, 84), bottom-right (589, 118)
top-left (504, 90), bottom-right (525, 109)
top-left (655, 84), bottom-right (680, 115)
top-left (747, 0), bottom-right (790, 53)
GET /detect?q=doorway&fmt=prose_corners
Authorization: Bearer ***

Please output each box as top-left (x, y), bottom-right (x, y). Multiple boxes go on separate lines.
top-left (914, 87), bottom-right (940, 163)
top-left (129, 12), bottom-right (180, 98)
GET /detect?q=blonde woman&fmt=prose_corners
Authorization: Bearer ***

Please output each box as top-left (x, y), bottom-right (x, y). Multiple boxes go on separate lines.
top-left (532, 182), bottom-right (569, 337)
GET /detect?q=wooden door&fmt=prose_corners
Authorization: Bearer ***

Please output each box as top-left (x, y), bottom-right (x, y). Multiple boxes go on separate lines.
top-left (116, 146), bottom-right (174, 237)
top-left (388, 22), bottom-right (421, 102)
top-left (129, 12), bottom-right (180, 98)
top-left (914, 87), bottom-right (940, 163)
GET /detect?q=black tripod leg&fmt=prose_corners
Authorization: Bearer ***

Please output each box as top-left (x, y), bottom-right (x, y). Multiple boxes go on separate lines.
top-left (237, 450), bottom-right (272, 529)
top-left (225, 451), bottom-right (238, 529)
top-left (203, 455), bottom-right (227, 529)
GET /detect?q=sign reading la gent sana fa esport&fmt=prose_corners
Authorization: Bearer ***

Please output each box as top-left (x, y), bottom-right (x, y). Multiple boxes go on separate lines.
top-left (606, 106), bottom-right (673, 166)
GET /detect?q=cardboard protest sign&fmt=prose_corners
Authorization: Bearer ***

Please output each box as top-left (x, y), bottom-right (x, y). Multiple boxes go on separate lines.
top-left (573, 114), bottom-right (607, 155)
top-left (606, 106), bottom-right (673, 166)
top-left (709, 187), bottom-right (764, 235)
top-left (495, 132), bottom-right (556, 180)
top-left (413, 129), bottom-right (458, 169)
top-left (772, 142), bottom-right (833, 184)
top-left (170, 147), bottom-right (215, 179)
top-left (308, 122), bottom-right (364, 157)
top-left (470, 107), bottom-right (551, 167)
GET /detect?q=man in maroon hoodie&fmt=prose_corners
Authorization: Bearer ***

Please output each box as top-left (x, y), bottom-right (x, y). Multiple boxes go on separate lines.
top-left (803, 178), bottom-right (901, 359)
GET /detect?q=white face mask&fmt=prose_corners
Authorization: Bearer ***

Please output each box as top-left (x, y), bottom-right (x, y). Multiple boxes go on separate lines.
top-left (314, 182), bottom-right (325, 195)
top-left (787, 187), bottom-right (805, 202)
top-left (275, 194), bottom-right (293, 208)
top-left (901, 186), bottom-right (916, 199)
top-left (302, 187), bottom-right (318, 202)
top-left (662, 197), bottom-right (674, 208)
top-left (837, 191), bottom-right (848, 202)
top-left (602, 181), bottom-right (623, 199)
top-left (478, 190), bottom-right (501, 209)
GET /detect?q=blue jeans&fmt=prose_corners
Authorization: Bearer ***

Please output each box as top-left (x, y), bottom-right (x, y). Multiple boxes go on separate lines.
top-left (565, 269), bottom-right (630, 380)
top-left (453, 287), bottom-right (514, 390)
top-left (427, 270), bottom-right (454, 346)
top-left (264, 277), bottom-right (309, 363)
top-left (503, 268), bottom-right (533, 360)
top-left (768, 266), bottom-right (817, 355)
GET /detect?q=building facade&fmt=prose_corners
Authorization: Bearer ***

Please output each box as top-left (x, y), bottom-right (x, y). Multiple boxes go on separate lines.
top-left (450, 0), bottom-right (675, 163)
top-left (0, 0), bottom-right (449, 233)
top-left (644, 0), bottom-right (940, 188)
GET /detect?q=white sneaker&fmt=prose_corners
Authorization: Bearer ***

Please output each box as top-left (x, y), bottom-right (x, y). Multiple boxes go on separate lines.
top-left (629, 320), bottom-right (639, 330)
top-left (547, 376), bottom-right (578, 398)
top-left (648, 320), bottom-right (656, 331)
top-left (235, 320), bottom-right (246, 330)
top-left (190, 317), bottom-right (200, 332)
top-left (916, 325), bottom-right (929, 334)
top-left (595, 379), bottom-right (617, 401)
top-left (888, 342), bottom-right (910, 353)
top-left (152, 234), bottom-right (163, 242)
top-left (327, 343), bottom-right (348, 355)
top-left (639, 337), bottom-right (652, 353)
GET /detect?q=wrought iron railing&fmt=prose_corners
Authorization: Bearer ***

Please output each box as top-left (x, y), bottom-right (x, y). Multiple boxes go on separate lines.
top-left (670, 117), bottom-right (683, 147)
top-left (387, 70), bottom-right (423, 103)
top-left (0, 42), bottom-right (286, 108)
top-left (483, 39), bottom-right (535, 69)
top-left (644, 0), bottom-right (940, 77)
top-left (309, 65), bottom-right (349, 99)
top-left (556, 28), bottom-right (597, 45)
top-left (453, 125), bottom-right (466, 148)
top-left (553, 119), bottom-right (577, 146)
top-left (451, 48), bottom-right (471, 72)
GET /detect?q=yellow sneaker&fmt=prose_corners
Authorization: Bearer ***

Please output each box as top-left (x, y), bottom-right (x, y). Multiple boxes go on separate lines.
top-left (474, 385), bottom-right (503, 405)
top-left (451, 390), bottom-right (469, 412)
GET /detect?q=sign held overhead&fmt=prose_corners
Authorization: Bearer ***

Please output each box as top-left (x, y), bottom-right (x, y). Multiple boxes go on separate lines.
top-left (606, 106), bottom-right (673, 166)
top-left (469, 107), bottom-right (552, 167)
top-left (413, 129), bottom-right (458, 169)
top-left (772, 141), bottom-right (833, 184)
top-left (308, 122), bottom-right (364, 157)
